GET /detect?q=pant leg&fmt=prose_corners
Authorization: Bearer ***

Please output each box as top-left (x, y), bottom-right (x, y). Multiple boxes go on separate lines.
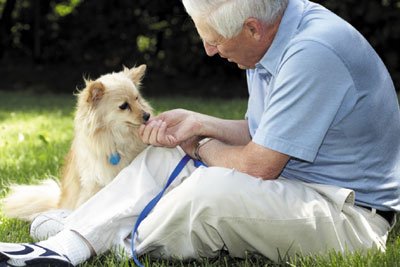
top-left (63, 146), bottom-right (197, 255)
top-left (135, 167), bottom-right (390, 262)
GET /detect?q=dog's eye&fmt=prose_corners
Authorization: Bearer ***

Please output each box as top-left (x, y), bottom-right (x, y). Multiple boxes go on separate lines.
top-left (119, 102), bottom-right (130, 110)
top-left (135, 96), bottom-right (139, 101)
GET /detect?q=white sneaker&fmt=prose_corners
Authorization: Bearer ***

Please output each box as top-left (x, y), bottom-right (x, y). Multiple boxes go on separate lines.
top-left (0, 242), bottom-right (73, 266)
top-left (30, 210), bottom-right (71, 241)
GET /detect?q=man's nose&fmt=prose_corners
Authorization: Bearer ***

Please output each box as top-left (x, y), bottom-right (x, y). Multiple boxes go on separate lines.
top-left (203, 41), bottom-right (218, 57)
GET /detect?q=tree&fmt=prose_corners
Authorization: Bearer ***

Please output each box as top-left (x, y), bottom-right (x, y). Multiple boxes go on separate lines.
top-left (0, 0), bottom-right (16, 58)
top-left (0, 0), bottom-right (398, 95)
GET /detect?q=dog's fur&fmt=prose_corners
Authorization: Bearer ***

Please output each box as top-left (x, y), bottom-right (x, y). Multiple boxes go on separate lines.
top-left (2, 65), bottom-right (152, 221)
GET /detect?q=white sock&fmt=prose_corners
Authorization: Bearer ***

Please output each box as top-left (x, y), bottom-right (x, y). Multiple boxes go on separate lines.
top-left (38, 229), bottom-right (92, 265)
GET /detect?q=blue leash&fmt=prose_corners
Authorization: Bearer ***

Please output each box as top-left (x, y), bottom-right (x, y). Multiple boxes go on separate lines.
top-left (130, 154), bottom-right (206, 267)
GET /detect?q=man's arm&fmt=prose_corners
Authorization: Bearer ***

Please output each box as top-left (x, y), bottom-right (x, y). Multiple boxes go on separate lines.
top-left (140, 109), bottom-right (289, 180)
top-left (139, 109), bottom-right (251, 146)
top-left (196, 140), bottom-right (289, 180)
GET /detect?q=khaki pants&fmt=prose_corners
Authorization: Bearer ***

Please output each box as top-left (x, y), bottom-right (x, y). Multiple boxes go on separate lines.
top-left (64, 146), bottom-right (391, 262)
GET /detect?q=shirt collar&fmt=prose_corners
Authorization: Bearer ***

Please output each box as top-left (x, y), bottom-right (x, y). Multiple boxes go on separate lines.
top-left (256, 0), bottom-right (306, 75)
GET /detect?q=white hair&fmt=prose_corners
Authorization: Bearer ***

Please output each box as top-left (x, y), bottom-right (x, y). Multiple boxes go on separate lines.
top-left (182, 0), bottom-right (289, 38)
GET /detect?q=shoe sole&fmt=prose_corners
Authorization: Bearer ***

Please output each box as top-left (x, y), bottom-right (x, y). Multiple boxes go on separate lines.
top-left (0, 251), bottom-right (73, 267)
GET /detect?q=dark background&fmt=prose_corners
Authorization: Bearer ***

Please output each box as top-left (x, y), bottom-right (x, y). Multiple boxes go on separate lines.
top-left (0, 0), bottom-right (399, 97)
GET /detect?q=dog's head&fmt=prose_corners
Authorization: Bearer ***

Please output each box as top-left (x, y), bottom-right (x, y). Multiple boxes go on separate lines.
top-left (76, 65), bottom-right (153, 137)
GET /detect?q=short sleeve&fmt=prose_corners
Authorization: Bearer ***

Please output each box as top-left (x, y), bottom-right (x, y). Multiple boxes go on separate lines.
top-left (252, 41), bottom-right (354, 162)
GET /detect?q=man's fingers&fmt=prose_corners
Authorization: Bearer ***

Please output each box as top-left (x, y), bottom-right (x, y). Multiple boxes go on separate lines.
top-left (148, 120), bottom-right (162, 145)
top-left (139, 124), bottom-right (145, 138)
top-left (156, 121), bottom-right (179, 147)
top-left (140, 120), bottom-right (158, 145)
top-left (139, 119), bottom-right (181, 147)
top-left (166, 135), bottom-right (178, 147)
top-left (156, 121), bottom-right (168, 145)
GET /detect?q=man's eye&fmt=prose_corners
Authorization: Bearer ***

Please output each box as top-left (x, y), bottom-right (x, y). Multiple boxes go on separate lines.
top-left (119, 102), bottom-right (130, 110)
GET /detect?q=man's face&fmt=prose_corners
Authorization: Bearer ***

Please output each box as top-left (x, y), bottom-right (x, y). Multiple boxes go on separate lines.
top-left (194, 20), bottom-right (262, 69)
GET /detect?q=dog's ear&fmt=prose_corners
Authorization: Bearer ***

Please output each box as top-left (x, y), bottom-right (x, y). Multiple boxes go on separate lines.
top-left (86, 81), bottom-right (105, 105)
top-left (123, 64), bottom-right (147, 85)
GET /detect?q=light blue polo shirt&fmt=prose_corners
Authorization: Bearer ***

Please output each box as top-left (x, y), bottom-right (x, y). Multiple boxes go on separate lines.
top-left (246, 0), bottom-right (400, 211)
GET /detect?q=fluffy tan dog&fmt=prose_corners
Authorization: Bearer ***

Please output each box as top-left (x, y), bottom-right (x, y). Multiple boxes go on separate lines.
top-left (2, 65), bottom-right (152, 221)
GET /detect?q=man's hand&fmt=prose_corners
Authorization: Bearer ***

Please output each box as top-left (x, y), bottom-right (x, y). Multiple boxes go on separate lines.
top-left (139, 109), bottom-right (202, 147)
top-left (179, 136), bottom-right (202, 158)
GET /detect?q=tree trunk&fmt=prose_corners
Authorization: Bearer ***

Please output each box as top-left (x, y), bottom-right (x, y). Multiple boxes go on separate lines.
top-left (33, 0), bottom-right (41, 61)
top-left (0, 0), bottom-right (17, 58)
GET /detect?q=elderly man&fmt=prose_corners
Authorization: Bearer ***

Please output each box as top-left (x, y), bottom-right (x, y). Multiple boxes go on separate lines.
top-left (1, 0), bottom-right (399, 266)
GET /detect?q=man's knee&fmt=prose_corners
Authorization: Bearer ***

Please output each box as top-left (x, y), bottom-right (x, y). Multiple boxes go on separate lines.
top-left (140, 146), bottom-right (181, 163)
top-left (136, 167), bottom-right (235, 258)
top-left (174, 167), bottom-right (244, 216)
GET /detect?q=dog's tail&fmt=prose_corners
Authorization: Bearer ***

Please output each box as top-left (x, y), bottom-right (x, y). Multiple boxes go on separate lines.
top-left (1, 179), bottom-right (60, 221)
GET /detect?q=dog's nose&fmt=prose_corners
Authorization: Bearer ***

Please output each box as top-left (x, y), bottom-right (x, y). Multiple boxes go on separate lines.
top-left (142, 112), bottom-right (151, 122)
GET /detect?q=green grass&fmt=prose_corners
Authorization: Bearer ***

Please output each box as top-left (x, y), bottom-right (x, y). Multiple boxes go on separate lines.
top-left (0, 91), bottom-right (399, 267)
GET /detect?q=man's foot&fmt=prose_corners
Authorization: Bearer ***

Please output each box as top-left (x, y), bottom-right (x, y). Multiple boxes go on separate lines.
top-left (0, 242), bottom-right (73, 267)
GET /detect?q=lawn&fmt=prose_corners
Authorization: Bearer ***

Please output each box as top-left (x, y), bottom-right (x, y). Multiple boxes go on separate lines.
top-left (0, 91), bottom-right (399, 267)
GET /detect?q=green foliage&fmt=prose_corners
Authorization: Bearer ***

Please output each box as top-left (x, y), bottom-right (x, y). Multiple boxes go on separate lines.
top-left (1, 0), bottom-right (398, 96)
top-left (54, 0), bottom-right (82, 17)
top-left (0, 0), bottom-right (5, 13)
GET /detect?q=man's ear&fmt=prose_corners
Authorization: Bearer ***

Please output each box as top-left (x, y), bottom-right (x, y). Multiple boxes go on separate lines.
top-left (243, 18), bottom-right (263, 41)
top-left (123, 64), bottom-right (147, 86)
top-left (86, 81), bottom-right (105, 105)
